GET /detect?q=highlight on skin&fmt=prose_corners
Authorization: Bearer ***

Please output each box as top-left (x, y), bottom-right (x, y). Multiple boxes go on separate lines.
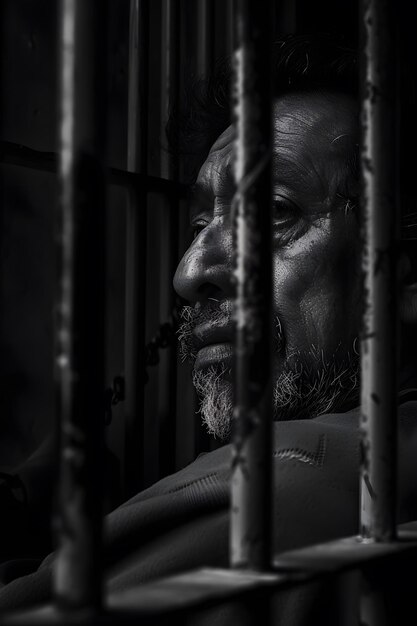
top-left (178, 303), bottom-right (359, 441)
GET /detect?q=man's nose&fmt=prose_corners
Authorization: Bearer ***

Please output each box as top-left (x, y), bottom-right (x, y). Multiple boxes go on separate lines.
top-left (173, 219), bottom-right (233, 304)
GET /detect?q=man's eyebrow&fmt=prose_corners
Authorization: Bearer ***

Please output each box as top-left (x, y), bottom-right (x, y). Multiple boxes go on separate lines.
top-left (187, 182), bottom-right (213, 204)
top-left (274, 153), bottom-right (312, 183)
top-left (187, 183), bottom-right (213, 221)
top-left (273, 149), bottom-right (326, 196)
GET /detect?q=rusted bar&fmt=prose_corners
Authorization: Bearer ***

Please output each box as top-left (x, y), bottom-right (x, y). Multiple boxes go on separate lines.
top-left (230, 0), bottom-right (273, 570)
top-left (359, 0), bottom-right (398, 543)
top-left (124, 0), bottom-right (149, 497)
top-left (54, 0), bottom-right (106, 609)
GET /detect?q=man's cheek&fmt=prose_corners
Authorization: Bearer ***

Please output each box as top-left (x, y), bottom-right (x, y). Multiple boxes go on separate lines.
top-left (299, 269), bottom-right (360, 354)
top-left (300, 291), bottom-right (341, 349)
top-left (272, 255), bottom-right (313, 352)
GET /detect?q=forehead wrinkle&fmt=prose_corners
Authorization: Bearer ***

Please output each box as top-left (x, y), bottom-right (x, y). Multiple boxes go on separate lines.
top-left (273, 138), bottom-right (327, 198)
top-left (199, 141), bottom-right (234, 197)
top-left (274, 95), bottom-right (357, 154)
top-left (274, 107), bottom-right (325, 144)
top-left (273, 114), bottom-right (355, 200)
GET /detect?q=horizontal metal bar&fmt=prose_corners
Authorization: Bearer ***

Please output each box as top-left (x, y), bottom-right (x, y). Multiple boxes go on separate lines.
top-left (0, 570), bottom-right (297, 625)
top-left (5, 523), bottom-right (417, 625)
top-left (273, 525), bottom-right (417, 574)
top-left (110, 568), bottom-right (282, 616)
top-left (0, 141), bottom-right (187, 196)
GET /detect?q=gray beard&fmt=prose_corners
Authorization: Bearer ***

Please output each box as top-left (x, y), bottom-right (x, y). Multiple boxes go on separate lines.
top-left (192, 349), bottom-right (359, 441)
top-left (178, 304), bottom-right (359, 441)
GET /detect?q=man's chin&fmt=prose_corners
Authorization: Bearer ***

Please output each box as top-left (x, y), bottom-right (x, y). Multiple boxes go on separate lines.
top-left (191, 344), bottom-right (360, 438)
top-left (192, 366), bottom-right (233, 441)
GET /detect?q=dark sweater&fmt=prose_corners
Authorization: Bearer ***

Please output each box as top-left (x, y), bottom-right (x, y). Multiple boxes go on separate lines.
top-left (1, 399), bottom-right (417, 624)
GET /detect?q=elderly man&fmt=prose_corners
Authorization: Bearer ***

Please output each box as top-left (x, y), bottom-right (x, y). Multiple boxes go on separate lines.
top-left (0, 34), bottom-right (416, 623)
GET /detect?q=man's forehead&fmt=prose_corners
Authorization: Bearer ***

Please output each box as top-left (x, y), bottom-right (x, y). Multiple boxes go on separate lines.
top-left (209, 124), bottom-right (235, 153)
top-left (196, 127), bottom-right (235, 196)
top-left (196, 92), bottom-right (358, 193)
top-left (273, 92), bottom-right (358, 149)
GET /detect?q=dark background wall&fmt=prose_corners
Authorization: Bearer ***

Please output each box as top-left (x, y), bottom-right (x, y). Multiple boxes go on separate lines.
top-left (0, 1), bottom-right (130, 474)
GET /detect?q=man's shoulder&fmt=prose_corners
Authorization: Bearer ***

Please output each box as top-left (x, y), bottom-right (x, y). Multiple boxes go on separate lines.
top-left (140, 397), bottom-right (417, 500)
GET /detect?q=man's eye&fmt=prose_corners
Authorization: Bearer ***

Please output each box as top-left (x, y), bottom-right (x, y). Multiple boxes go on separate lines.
top-left (272, 196), bottom-right (300, 228)
top-left (191, 221), bottom-right (208, 240)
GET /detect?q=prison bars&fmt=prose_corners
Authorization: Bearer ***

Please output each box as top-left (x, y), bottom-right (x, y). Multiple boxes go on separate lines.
top-left (155, 0), bottom-right (180, 477)
top-left (196, 0), bottom-right (215, 77)
top-left (358, 1), bottom-right (400, 622)
top-left (160, 0), bottom-right (180, 182)
top-left (192, 1), bottom-right (222, 456)
top-left (359, 0), bottom-right (398, 543)
top-left (123, 0), bottom-right (149, 498)
top-left (53, 0), bottom-right (106, 610)
top-left (230, 0), bottom-right (401, 569)
top-left (2, 0), bottom-right (414, 623)
top-left (230, 0), bottom-right (274, 570)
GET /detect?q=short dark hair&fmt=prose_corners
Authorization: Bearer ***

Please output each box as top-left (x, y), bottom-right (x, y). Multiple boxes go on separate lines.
top-left (167, 33), bottom-right (416, 243)
top-left (167, 33), bottom-right (357, 182)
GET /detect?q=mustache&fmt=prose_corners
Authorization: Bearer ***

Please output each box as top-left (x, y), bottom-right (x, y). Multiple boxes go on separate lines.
top-left (177, 299), bottom-right (284, 362)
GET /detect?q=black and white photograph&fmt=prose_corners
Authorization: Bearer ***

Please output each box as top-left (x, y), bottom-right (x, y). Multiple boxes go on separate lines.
top-left (0, 1), bottom-right (416, 624)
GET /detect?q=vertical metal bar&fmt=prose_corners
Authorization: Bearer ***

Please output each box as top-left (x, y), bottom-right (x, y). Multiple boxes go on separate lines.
top-left (158, 0), bottom-right (180, 478)
top-left (160, 0), bottom-right (180, 181)
top-left (361, 575), bottom-right (389, 626)
top-left (196, 0), bottom-right (215, 77)
top-left (359, 0), bottom-right (398, 542)
top-left (226, 0), bottom-right (235, 57)
top-left (194, 0), bottom-right (217, 458)
top-left (124, 0), bottom-right (149, 498)
top-left (230, 0), bottom-right (273, 570)
top-left (54, 0), bottom-right (106, 609)
top-left (276, 0), bottom-right (297, 35)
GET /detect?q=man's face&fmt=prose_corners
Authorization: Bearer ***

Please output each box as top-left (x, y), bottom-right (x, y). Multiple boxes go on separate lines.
top-left (174, 92), bottom-right (362, 439)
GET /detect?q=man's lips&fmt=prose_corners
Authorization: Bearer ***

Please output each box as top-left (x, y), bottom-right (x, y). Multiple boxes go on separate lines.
top-left (195, 343), bottom-right (233, 370)
top-left (190, 314), bottom-right (284, 369)
top-left (192, 322), bottom-right (233, 370)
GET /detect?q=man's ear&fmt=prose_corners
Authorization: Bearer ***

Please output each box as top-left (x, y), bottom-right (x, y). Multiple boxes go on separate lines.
top-left (399, 250), bottom-right (417, 325)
